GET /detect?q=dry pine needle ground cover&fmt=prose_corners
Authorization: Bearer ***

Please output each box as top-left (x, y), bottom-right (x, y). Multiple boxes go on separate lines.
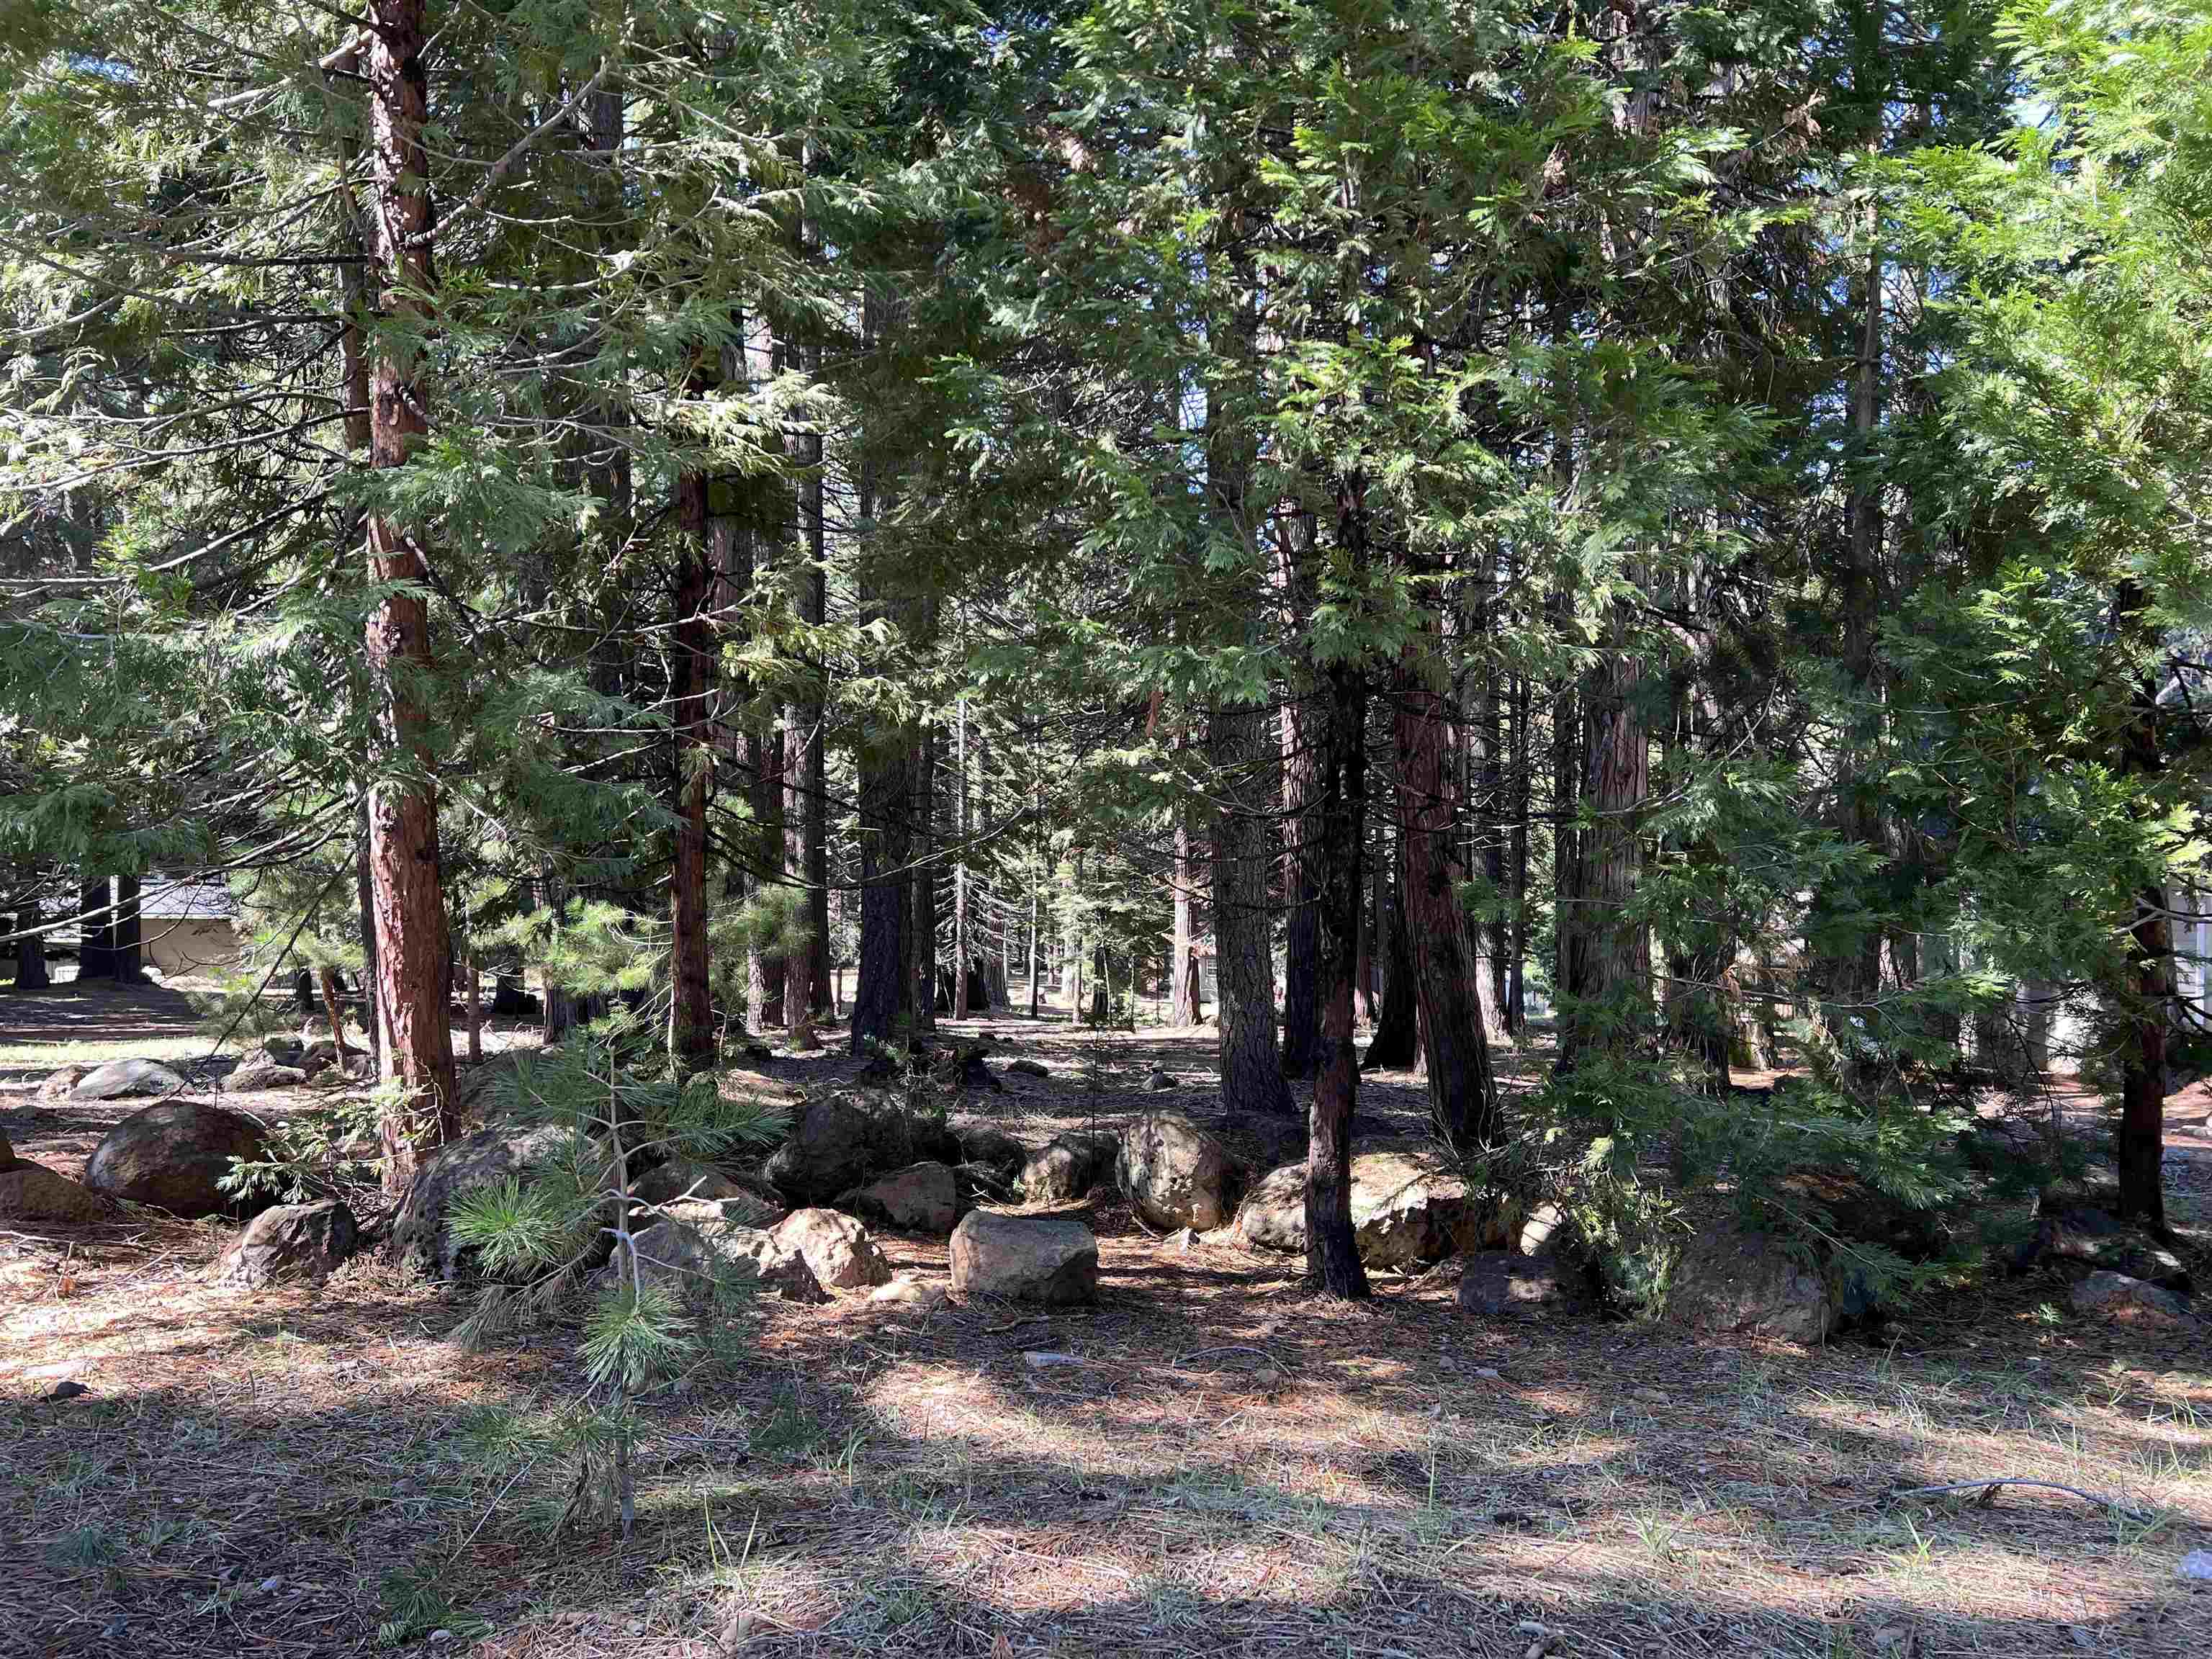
top-left (4, 1009), bottom-right (2211, 1659)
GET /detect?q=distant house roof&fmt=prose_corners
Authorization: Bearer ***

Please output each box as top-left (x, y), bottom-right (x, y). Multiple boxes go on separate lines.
top-left (140, 878), bottom-right (240, 921)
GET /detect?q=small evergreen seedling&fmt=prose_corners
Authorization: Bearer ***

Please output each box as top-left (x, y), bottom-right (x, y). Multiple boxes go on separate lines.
top-left (446, 1029), bottom-right (788, 1535)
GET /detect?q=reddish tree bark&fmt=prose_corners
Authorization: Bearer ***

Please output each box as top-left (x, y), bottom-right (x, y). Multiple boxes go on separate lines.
top-left (1305, 480), bottom-right (1372, 1300)
top-left (670, 458), bottom-right (716, 1064)
top-left (1390, 613), bottom-right (1501, 1150)
top-left (364, 0), bottom-right (456, 1190)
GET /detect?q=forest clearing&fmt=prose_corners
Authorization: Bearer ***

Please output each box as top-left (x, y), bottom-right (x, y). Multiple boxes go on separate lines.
top-left (7, 0), bottom-right (2212, 1655)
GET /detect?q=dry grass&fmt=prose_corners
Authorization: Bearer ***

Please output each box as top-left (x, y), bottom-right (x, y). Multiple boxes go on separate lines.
top-left (3, 1015), bottom-right (2209, 1658)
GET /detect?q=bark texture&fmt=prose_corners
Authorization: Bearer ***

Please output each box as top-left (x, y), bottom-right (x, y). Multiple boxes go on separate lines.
top-left (1390, 620), bottom-right (1500, 1149)
top-left (364, 0), bottom-right (457, 1190)
top-left (670, 457), bottom-right (716, 1064)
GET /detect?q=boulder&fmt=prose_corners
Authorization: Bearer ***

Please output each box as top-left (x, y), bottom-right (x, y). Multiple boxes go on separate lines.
top-left (71, 1058), bottom-right (187, 1101)
top-left (2031, 1187), bottom-right (2190, 1290)
top-left (0, 1162), bottom-right (116, 1223)
top-left (1118, 1112), bottom-right (1237, 1231)
top-left (390, 1123), bottom-right (591, 1280)
top-left (213, 1200), bottom-right (359, 1287)
top-left (39, 1066), bottom-right (88, 1100)
top-left (762, 1090), bottom-right (958, 1205)
top-left (82, 1100), bottom-right (271, 1217)
top-left (1459, 1251), bottom-right (1578, 1319)
top-left (2071, 1270), bottom-right (2192, 1324)
top-left (631, 1156), bottom-right (745, 1208)
top-left (769, 1207), bottom-right (892, 1290)
top-left (956, 1125), bottom-right (1029, 1197)
top-left (950, 1210), bottom-right (1098, 1305)
top-left (1006, 1058), bottom-right (1050, 1079)
top-left (595, 1218), bottom-right (826, 1305)
top-left (1235, 1146), bottom-right (1515, 1268)
top-left (1668, 1222), bottom-right (1833, 1344)
top-left (1019, 1132), bottom-right (1118, 1204)
top-left (840, 1161), bottom-right (961, 1235)
top-left (225, 1057), bottom-right (307, 1092)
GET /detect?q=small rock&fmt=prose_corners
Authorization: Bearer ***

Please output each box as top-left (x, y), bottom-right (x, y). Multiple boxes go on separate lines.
top-left (1165, 1226), bottom-right (1197, 1253)
top-left (769, 1208), bottom-right (893, 1290)
top-left (1146, 1068), bottom-right (1177, 1091)
top-left (868, 1274), bottom-right (948, 1313)
top-left (1023, 1350), bottom-right (1082, 1368)
top-left (45, 1380), bottom-right (90, 1402)
top-left (258, 1575), bottom-right (284, 1593)
top-left (1007, 1058), bottom-right (1049, 1078)
top-left (1633, 1387), bottom-right (1669, 1404)
top-left (429, 1629), bottom-right (454, 1646)
top-left (2178, 1548), bottom-right (2212, 1582)
top-left (1458, 1251), bottom-right (1577, 1319)
top-left (2067, 1627), bottom-right (2095, 1649)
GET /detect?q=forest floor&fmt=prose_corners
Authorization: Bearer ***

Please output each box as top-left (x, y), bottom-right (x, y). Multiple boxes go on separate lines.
top-left (3, 994), bottom-right (2211, 1658)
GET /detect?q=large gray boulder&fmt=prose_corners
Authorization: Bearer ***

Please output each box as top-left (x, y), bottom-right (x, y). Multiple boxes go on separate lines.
top-left (1019, 1132), bottom-right (1118, 1204)
top-left (595, 1218), bottom-right (826, 1306)
top-left (950, 1210), bottom-right (1098, 1305)
top-left (212, 1200), bottom-right (359, 1287)
top-left (770, 1207), bottom-right (892, 1290)
top-left (632, 1156), bottom-right (745, 1208)
top-left (82, 1100), bottom-right (271, 1217)
top-left (1118, 1112), bottom-right (1237, 1231)
top-left (2071, 1270), bottom-right (2193, 1324)
top-left (390, 1123), bottom-right (589, 1280)
top-left (72, 1058), bottom-right (188, 1101)
top-left (1668, 1222), bottom-right (1833, 1343)
top-left (762, 1089), bottom-right (958, 1205)
top-left (1235, 1146), bottom-right (1514, 1267)
top-left (840, 1161), bottom-right (961, 1235)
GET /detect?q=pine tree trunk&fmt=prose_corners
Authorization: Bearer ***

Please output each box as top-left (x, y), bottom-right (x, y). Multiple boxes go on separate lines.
top-left (747, 723), bottom-right (786, 1032)
top-left (852, 722), bottom-right (912, 1053)
top-left (2116, 588), bottom-right (2172, 1229)
top-left (1279, 685), bottom-right (1322, 1076)
top-left (1169, 810), bottom-right (1199, 1025)
top-left (1506, 673), bottom-right (1531, 1033)
top-left (1364, 847), bottom-right (1420, 1069)
top-left (1209, 700), bottom-right (1295, 1118)
top-left (670, 454), bottom-right (716, 1065)
top-left (912, 726), bottom-right (939, 1034)
top-left (953, 698), bottom-right (971, 1018)
top-left (111, 874), bottom-right (143, 984)
top-left (14, 902), bottom-right (50, 989)
top-left (364, 0), bottom-right (457, 1188)
top-left (1390, 620), bottom-right (1501, 1149)
top-left (77, 878), bottom-right (112, 983)
top-left (1559, 635), bottom-right (1649, 1069)
top-left (1305, 482), bottom-right (1371, 1299)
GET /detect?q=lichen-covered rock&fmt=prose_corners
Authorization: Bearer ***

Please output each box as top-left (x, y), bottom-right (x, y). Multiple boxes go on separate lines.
top-left (82, 1100), bottom-right (270, 1217)
top-left (213, 1200), bottom-right (359, 1287)
top-left (1668, 1223), bottom-right (1833, 1343)
top-left (39, 1066), bottom-right (88, 1100)
top-left (762, 1089), bottom-right (957, 1204)
top-left (840, 1161), bottom-right (960, 1235)
top-left (71, 1058), bottom-right (188, 1101)
top-left (2071, 1270), bottom-right (2192, 1324)
top-left (769, 1207), bottom-right (893, 1290)
top-left (1019, 1132), bottom-right (1117, 1204)
top-left (1235, 1146), bottom-right (1514, 1267)
top-left (390, 1124), bottom-right (590, 1280)
top-left (1118, 1112), bottom-right (1236, 1231)
top-left (0, 1162), bottom-right (116, 1223)
top-left (950, 1210), bottom-right (1098, 1305)
top-left (1459, 1251), bottom-right (1578, 1319)
top-left (631, 1156), bottom-right (744, 1209)
top-left (225, 1056), bottom-right (308, 1092)
top-left (595, 1218), bottom-right (826, 1305)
